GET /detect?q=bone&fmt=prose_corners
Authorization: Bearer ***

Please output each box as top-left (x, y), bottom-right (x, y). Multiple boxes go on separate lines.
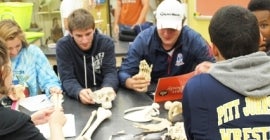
top-left (135, 59), bottom-right (153, 92)
top-left (79, 107), bottom-right (112, 140)
top-left (77, 110), bottom-right (97, 138)
top-left (164, 101), bottom-right (173, 110)
top-left (164, 101), bottom-right (182, 121)
top-left (123, 103), bottom-right (160, 122)
top-left (124, 103), bottom-right (160, 114)
top-left (50, 93), bottom-right (64, 109)
top-left (138, 60), bottom-right (153, 81)
top-left (133, 117), bottom-right (172, 132)
top-left (90, 87), bottom-right (116, 109)
top-left (166, 122), bottom-right (187, 140)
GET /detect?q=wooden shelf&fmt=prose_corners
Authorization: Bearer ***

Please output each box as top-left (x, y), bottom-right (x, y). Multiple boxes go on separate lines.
top-left (38, 11), bottom-right (60, 15)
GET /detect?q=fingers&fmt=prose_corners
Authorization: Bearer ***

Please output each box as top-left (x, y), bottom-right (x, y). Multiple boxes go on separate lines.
top-left (132, 82), bottom-right (149, 92)
top-left (79, 89), bottom-right (95, 104)
top-left (50, 87), bottom-right (63, 94)
top-left (42, 107), bottom-right (55, 115)
top-left (194, 61), bottom-right (213, 75)
top-left (128, 75), bottom-right (150, 93)
top-left (134, 86), bottom-right (148, 93)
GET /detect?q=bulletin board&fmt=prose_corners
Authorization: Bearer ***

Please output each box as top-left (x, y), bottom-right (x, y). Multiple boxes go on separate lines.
top-left (194, 0), bottom-right (249, 19)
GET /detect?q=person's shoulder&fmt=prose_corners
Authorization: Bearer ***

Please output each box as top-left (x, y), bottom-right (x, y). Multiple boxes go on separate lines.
top-left (181, 26), bottom-right (206, 43)
top-left (187, 73), bottom-right (214, 86)
top-left (182, 26), bottom-right (201, 36)
top-left (58, 35), bottom-right (70, 42)
top-left (57, 35), bottom-right (72, 46)
top-left (0, 107), bottom-right (30, 133)
top-left (136, 26), bottom-right (156, 40)
top-left (141, 26), bottom-right (155, 34)
top-left (26, 45), bottom-right (42, 53)
top-left (95, 32), bottom-right (114, 44)
top-left (98, 34), bottom-right (113, 41)
top-left (184, 73), bottom-right (215, 98)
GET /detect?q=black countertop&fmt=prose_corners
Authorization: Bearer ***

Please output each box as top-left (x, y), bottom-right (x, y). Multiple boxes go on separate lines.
top-left (64, 88), bottom-right (155, 140)
top-left (41, 40), bottom-right (130, 57)
top-left (20, 88), bottom-right (174, 140)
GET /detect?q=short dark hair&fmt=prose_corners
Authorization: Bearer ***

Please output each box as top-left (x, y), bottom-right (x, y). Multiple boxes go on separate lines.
top-left (248, 0), bottom-right (270, 11)
top-left (209, 5), bottom-right (260, 59)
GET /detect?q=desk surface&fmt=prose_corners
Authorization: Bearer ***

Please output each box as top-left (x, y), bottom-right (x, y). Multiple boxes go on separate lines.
top-left (64, 88), bottom-right (159, 140)
top-left (41, 40), bottom-right (130, 57)
top-left (20, 88), bottom-right (172, 140)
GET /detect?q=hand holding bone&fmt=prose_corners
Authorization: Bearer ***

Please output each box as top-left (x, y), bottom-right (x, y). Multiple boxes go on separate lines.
top-left (137, 60), bottom-right (153, 81)
top-left (126, 60), bottom-right (153, 92)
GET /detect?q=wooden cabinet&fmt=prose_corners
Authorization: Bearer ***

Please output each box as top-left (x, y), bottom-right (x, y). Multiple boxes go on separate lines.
top-left (35, 0), bottom-right (61, 44)
top-left (25, 0), bottom-right (111, 45)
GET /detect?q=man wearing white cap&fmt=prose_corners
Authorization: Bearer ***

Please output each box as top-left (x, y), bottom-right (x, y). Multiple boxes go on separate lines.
top-left (118, 0), bottom-right (215, 93)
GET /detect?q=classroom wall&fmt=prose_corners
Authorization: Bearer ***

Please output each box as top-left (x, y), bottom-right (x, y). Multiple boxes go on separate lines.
top-left (187, 0), bottom-right (211, 42)
top-left (186, 0), bottom-right (249, 42)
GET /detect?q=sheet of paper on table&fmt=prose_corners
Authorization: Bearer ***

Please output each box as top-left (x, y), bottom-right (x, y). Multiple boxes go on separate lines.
top-left (36, 114), bottom-right (76, 138)
top-left (19, 94), bottom-right (53, 112)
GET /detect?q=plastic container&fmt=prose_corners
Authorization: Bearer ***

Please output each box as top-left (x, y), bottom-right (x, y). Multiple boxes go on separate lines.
top-left (0, 2), bottom-right (33, 31)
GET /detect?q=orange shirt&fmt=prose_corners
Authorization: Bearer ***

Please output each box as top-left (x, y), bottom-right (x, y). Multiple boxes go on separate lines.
top-left (119, 0), bottom-right (144, 26)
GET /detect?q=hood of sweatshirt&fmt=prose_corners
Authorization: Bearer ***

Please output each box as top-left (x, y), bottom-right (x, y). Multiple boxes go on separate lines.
top-left (208, 52), bottom-right (270, 97)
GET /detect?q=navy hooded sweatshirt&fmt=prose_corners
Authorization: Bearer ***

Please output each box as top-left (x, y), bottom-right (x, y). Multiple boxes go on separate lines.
top-left (56, 29), bottom-right (119, 100)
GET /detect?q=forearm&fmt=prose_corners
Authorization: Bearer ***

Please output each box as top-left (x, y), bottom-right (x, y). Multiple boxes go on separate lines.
top-left (30, 115), bottom-right (38, 125)
top-left (57, 52), bottom-right (82, 100)
top-left (49, 124), bottom-right (65, 140)
top-left (62, 80), bottom-right (82, 100)
top-left (102, 72), bottom-right (119, 91)
top-left (136, 0), bottom-right (149, 24)
top-left (118, 71), bottom-right (131, 87)
top-left (114, 0), bottom-right (121, 26)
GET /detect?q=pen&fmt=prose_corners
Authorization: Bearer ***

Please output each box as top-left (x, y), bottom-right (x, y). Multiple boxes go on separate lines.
top-left (40, 98), bottom-right (46, 103)
top-left (40, 95), bottom-right (51, 103)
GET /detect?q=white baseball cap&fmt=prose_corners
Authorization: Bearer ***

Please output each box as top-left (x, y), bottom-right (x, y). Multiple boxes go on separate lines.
top-left (156, 0), bottom-right (185, 31)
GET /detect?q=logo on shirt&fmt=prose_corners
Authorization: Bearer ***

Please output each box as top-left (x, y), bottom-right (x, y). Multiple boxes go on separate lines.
top-left (13, 70), bottom-right (28, 86)
top-left (93, 52), bottom-right (104, 74)
top-left (175, 53), bottom-right (184, 66)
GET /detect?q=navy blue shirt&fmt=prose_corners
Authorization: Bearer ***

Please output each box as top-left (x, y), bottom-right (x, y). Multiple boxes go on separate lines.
top-left (56, 30), bottom-right (119, 100)
top-left (118, 26), bottom-right (215, 86)
top-left (183, 73), bottom-right (270, 140)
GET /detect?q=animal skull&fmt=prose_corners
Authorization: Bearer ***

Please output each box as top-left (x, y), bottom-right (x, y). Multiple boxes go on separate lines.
top-left (90, 87), bottom-right (116, 109)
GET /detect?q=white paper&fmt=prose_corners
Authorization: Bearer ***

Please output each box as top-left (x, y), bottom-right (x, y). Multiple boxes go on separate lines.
top-left (19, 94), bottom-right (53, 112)
top-left (36, 114), bottom-right (76, 139)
